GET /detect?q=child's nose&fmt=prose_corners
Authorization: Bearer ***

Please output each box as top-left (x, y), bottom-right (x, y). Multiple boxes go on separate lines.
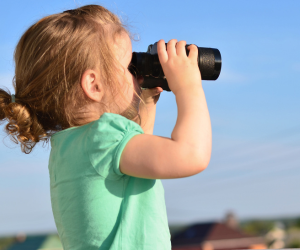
top-left (137, 76), bottom-right (144, 85)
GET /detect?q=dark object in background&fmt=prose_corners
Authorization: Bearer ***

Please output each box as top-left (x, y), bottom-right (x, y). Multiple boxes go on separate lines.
top-left (130, 42), bottom-right (222, 92)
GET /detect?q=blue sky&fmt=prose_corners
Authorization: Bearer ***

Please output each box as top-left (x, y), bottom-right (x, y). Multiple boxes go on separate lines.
top-left (1, 0), bottom-right (300, 236)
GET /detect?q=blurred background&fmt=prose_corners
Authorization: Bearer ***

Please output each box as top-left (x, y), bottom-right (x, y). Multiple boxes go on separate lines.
top-left (0, 0), bottom-right (300, 249)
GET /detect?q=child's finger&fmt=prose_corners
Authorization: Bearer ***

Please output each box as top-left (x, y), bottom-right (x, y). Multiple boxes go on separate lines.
top-left (187, 44), bottom-right (198, 61)
top-left (176, 40), bottom-right (187, 57)
top-left (157, 40), bottom-right (168, 64)
top-left (149, 87), bottom-right (163, 95)
top-left (141, 87), bottom-right (163, 98)
top-left (154, 87), bottom-right (163, 94)
top-left (167, 39), bottom-right (178, 58)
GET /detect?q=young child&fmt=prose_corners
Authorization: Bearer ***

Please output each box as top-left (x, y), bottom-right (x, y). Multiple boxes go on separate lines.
top-left (0, 4), bottom-right (211, 250)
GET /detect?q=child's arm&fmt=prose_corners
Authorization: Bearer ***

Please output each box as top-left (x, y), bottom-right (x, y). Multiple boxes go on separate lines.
top-left (120, 39), bottom-right (212, 179)
top-left (139, 104), bottom-right (156, 135)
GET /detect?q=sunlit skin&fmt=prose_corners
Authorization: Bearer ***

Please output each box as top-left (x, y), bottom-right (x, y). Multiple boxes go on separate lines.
top-left (113, 32), bottom-right (164, 134)
top-left (80, 32), bottom-right (163, 134)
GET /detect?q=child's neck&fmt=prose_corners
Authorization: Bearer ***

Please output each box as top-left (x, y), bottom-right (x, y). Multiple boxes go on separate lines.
top-left (75, 103), bottom-right (103, 125)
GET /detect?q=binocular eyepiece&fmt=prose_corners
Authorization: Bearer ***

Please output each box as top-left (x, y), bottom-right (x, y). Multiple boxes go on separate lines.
top-left (130, 42), bottom-right (222, 91)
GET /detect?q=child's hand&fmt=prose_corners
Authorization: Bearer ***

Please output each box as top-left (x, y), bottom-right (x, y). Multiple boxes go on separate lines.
top-left (138, 76), bottom-right (163, 107)
top-left (157, 39), bottom-right (202, 95)
top-left (137, 76), bottom-right (163, 135)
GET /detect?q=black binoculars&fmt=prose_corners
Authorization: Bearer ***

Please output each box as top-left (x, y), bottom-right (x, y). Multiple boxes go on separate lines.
top-left (130, 42), bottom-right (222, 91)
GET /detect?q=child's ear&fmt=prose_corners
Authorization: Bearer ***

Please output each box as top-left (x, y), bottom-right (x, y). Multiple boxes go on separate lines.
top-left (81, 69), bottom-right (103, 102)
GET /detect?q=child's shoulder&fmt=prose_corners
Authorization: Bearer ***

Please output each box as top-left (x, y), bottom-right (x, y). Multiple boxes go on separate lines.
top-left (92, 112), bottom-right (143, 134)
top-left (99, 112), bottom-right (125, 122)
top-left (50, 112), bottom-right (143, 145)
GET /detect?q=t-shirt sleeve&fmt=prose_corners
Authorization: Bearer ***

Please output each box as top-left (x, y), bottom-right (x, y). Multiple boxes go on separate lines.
top-left (86, 113), bottom-right (144, 180)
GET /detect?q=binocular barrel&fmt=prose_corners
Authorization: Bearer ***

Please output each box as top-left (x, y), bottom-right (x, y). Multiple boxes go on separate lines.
top-left (131, 42), bottom-right (222, 91)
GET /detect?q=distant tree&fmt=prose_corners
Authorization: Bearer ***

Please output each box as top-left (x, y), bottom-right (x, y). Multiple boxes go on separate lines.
top-left (287, 240), bottom-right (300, 248)
top-left (294, 218), bottom-right (300, 229)
top-left (0, 237), bottom-right (14, 250)
top-left (240, 220), bottom-right (275, 235)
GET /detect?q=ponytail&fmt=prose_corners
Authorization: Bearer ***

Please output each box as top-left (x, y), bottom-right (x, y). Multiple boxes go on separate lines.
top-left (0, 87), bottom-right (48, 154)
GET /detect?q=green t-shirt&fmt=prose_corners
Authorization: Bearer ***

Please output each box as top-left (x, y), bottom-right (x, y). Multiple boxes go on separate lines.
top-left (48, 113), bottom-right (171, 250)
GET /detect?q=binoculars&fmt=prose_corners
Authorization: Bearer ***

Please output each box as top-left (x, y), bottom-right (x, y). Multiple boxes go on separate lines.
top-left (130, 42), bottom-right (222, 91)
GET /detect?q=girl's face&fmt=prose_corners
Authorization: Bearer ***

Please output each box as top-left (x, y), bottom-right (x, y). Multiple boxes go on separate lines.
top-left (112, 32), bottom-right (142, 118)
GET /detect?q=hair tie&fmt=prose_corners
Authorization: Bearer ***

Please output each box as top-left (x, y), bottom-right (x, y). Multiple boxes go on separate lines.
top-left (11, 94), bottom-right (15, 103)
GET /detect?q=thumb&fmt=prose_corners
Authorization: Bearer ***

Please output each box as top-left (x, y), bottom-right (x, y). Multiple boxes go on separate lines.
top-left (141, 87), bottom-right (160, 97)
top-left (150, 87), bottom-right (163, 96)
